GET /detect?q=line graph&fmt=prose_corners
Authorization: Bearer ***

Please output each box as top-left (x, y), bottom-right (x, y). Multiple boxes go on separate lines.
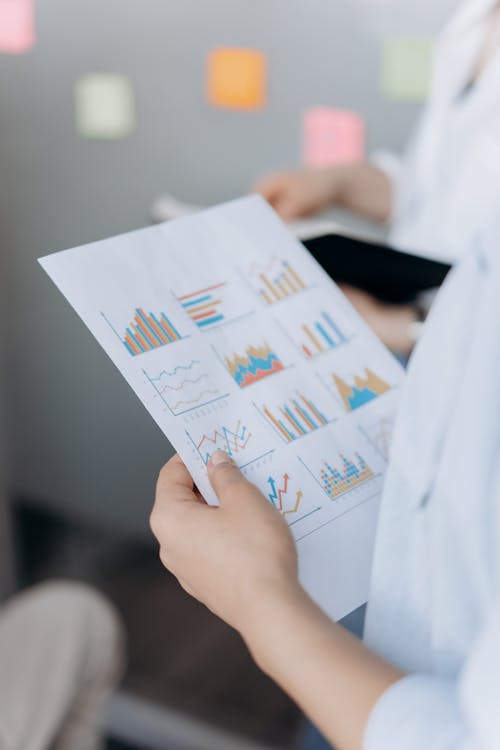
top-left (102, 308), bottom-right (184, 357)
top-left (360, 417), bottom-right (394, 461)
top-left (187, 420), bottom-right (253, 464)
top-left (267, 474), bottom-right (303, 515)
top-left (221, 342), bottom-right (285, 388)
top-left (143, 360), bottom-right (228, 416)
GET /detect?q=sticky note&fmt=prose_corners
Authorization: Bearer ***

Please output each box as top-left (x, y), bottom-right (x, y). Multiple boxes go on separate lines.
top-left (381, 38), bottom-right (434, 101)
top-left (75, 74), bottom-right (136, 139)
top-left (0, 0), bottom-right (35, 54)
top-left (207, 48), bottom-right (266, 110)
top-left (302, 108), bottom-right (365, 168)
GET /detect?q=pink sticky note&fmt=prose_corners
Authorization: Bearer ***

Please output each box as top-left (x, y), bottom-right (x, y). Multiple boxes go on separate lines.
top-left (0, 0), bottom-right (35, 54)
top-left (303, 108), bottom-right (365, 168)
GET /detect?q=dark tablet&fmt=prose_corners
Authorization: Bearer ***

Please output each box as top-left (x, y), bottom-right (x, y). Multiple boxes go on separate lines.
top-left (303, 234), bottom-right (452, 304)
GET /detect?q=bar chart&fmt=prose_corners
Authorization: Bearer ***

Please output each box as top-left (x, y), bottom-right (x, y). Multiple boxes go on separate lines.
top-left (178, 282), bottom-right (227, 329)
top-left (102, 308), bottom-right (183, 356)
top-left (300, 451), bottom-right (375, 501)
top-left (248, 257), bottom-right (307, 305)
top-left (256, 390), bottom-right (331, 443)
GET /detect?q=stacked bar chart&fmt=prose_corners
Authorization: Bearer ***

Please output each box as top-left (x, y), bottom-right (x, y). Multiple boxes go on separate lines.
top-left (253, 259), bottom-right (306, 305)
top-left (102, 309), bottom-right (183, 356)
top-left (299, 311), bottom-right (347, 358)
top-left (319, 452), bottom-right (374, 499)
top-left (178, 282), bottom-right (226, 329)
top-left (257, 391), bottom-right (329, 442)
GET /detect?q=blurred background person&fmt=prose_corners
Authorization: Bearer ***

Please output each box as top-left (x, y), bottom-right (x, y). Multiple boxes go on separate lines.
top-left (0, 582), bottom-right (124, 750)
top-left (254, 0), bottom-right (500, 355)
top-left (0, 253), bottom-right (125, 750)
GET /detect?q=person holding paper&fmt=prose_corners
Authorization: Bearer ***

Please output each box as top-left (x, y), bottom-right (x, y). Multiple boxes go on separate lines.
top-left (150, 184), bottom-right (500, 747)
top-left (254, 0), bottom-right (500, 352)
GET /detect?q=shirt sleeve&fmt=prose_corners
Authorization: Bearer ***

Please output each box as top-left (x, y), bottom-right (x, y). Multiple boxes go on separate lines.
top-left (369, 150), bottom-right (403, 187)
top-left (363, 603), bottom-right (500, 750)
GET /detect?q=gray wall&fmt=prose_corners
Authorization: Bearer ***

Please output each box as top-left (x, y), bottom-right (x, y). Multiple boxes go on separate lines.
top-left (0, 0), bottom-right (460, 535)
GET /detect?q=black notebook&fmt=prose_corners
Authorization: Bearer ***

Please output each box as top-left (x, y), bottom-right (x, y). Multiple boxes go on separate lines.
top-left (303, 234), bottom-right (452, 304)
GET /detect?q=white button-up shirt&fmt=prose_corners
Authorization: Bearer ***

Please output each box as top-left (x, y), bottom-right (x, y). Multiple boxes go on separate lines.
top-left (378, 0), bottom-right (500, 263)
top-left (363, 134), bottom-right (500, 749)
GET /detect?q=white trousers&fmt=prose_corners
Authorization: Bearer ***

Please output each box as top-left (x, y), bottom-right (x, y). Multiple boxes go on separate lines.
top-left (0, 582), bottom-right (125, 750)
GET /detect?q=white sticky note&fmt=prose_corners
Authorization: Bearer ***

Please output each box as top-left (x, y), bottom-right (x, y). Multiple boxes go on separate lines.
top-left (75, 74), bottom-right (136, 139)
top-left (0, 0), bottom-right (35, 54)
top-left (381, 37), bottom-right (434, 101)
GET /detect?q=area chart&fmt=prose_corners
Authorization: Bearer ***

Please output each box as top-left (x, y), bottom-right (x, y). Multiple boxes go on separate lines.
top-left (333, 368), bottom-right (391, 412)
top-left (223, 343), bottom-right (284, 388)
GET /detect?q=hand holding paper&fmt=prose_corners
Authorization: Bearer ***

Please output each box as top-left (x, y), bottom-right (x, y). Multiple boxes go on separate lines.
top-left (39, 197), bottom-right (404, 620)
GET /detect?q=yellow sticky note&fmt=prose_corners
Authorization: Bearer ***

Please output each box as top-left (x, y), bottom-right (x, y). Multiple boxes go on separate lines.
top-left (75, 74), bottom-right (136, 139)
top-left (381, 38), bottom-right (434, 101)
top-left (207, 48), bottom-right (266, 110)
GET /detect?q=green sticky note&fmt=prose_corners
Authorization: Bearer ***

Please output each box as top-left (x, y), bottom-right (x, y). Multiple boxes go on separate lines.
top-left (381, 38), bottom-right (434, 101)
top-left (75, 74), bottom-right (136, 139)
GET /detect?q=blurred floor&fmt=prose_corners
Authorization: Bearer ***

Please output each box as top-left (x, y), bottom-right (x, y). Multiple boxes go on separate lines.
top-left (14, 501), bottom-right (301, 749)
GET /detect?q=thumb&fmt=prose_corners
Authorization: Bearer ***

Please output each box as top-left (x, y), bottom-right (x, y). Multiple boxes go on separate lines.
top-left (207, 451), bottom-right (249, 504)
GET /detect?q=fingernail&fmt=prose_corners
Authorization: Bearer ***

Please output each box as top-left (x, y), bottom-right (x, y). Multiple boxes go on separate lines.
top-left (210, 450), bottom-right (234, 467)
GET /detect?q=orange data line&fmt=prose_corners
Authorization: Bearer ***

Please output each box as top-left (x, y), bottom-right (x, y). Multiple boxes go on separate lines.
top-left (260, 273), bottom-right (281, 302)
top-left (192, 309), bottom-right (218, 322)
top-left (302, 395), bottom-right (327, 425)
top-left (134, 326), bottom-right (152, 351)
top-left (178, 282), bottom-right (226, 301)
top-left (282, 407), bottom-right (306, 436)
top-left (125, 335), bottom-right (141, 355)
top-left (263, 406), bottom-right (291, 442)
top-left (147, 315), bottom-right (168, 344)
top-left (293, 401), bottom-right (315, 431)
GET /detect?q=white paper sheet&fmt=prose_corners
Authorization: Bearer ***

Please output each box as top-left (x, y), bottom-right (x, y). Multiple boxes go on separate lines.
top-left (39, 196), bottom-right (404, 621)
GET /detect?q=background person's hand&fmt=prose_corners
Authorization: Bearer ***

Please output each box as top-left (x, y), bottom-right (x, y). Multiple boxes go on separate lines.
top-left (252, 167), bottom-right (347, 220)
top-left (150, 452), bottom-right (299, 637)
top-left (341, 284), bottom-right (418, 356)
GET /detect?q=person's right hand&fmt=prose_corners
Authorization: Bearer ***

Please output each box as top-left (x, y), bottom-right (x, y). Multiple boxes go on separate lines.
top-left (252, 167), bottom-right (347, 221)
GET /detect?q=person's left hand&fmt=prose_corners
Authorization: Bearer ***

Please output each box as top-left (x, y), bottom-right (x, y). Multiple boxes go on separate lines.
top-left (150, 452), bottom-right (299, 636)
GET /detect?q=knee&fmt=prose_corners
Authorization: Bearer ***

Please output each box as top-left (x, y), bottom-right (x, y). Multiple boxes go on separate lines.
top-left (10, 581), bottom-right (126, 684)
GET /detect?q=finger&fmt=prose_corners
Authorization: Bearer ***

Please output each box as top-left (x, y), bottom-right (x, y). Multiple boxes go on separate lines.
top-left (207, 451), bottom-right (250, 504)
top-left (151, 456), bottom-right (206, 539)
top-left (252, 177), bottom-right (282, 204)
top-left (157, 453), bottom-right (194, 493)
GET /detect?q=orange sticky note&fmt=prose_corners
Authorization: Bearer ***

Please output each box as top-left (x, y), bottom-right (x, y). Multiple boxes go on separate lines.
top-left (207, 48), bottom-right (266, 110)
top-left (0, 0), bottom-right (35, 54)
top-left (303, 108), bottom-right (365, 168)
